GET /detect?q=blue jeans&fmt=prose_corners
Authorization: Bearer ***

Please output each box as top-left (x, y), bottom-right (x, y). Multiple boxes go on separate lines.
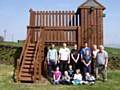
top-left (47, 60), bottom-right (56, 77)
top-left (53, 80), bottom-right (60, 85)
top-left (72, 80), bottom-right (81, 85)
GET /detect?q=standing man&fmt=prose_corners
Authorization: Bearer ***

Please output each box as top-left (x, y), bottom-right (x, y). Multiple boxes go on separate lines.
top-left (80, 42), bottom-right (92, 74)
top-left (59, 43), bottom-right (70, 74)
top-left (96, 45), bottom-right (108, 82)
top-left (80, 42), bottom-right (92, 58)
top-left (71, 44), bottom-right (80, 70)
top-left (47, 44), bottom-right (58, 77)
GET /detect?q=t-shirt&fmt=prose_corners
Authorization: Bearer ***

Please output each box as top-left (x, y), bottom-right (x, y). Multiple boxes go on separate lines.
top-left (96, 50), bottom-right (108, 65)
top-left (71, 49), bottom-right (80, 60)
top-left (73, 74), bottom-right (82, 80)
top-left (59, 47), bottom-right (70, 61)
top-left (83, 55), bottom-right (92, 64)
top-left (68, 69), bottom-right (74, 78)
top-left (53, 71), bottom-right (62, 80)
top-left (47, 48), bottom-right (57, 61)
top-left (80, 47), bottom-right (92, 57)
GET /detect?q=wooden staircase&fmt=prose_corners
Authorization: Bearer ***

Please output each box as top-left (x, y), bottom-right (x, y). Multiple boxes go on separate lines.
top-left (19, 43), bottom-right (36, 82)
top-left (16, 27), bottom-right (45, 83)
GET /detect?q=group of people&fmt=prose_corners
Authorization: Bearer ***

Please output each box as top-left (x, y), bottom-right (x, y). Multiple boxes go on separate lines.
top-left (47, 42), bottom-right (108, 85)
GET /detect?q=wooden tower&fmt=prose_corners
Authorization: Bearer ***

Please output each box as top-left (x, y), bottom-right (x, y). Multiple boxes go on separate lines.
top-left (77, 0), bottom-right (105, 47)
top-left (16, 0), bottom-right (105, 83)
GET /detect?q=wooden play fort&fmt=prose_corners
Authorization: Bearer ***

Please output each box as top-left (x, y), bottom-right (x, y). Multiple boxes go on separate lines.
top-left (16, 0), bottom-right (105, 83)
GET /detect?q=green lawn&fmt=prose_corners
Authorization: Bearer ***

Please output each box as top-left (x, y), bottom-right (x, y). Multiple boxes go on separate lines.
top-left (0, 64), bottom-right (120, 90)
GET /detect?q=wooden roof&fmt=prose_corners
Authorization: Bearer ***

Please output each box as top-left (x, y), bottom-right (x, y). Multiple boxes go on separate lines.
top-left (78, 0), bottom-right (105, 9)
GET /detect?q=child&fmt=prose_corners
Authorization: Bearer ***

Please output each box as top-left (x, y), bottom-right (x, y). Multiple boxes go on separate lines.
top-left (53, 66), bottom-right (62, 84)
top-left (84, 72), bottom-right (96, 85)
top-left (61, 71), bottom-right (71, 85)
top-left (72, 69), bottom-right (83, 85)
top-left (68, 65), bottom-right (74, 81)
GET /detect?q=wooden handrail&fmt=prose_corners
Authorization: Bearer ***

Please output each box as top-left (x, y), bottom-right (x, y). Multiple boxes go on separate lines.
top-left (16, 28), bottom-right (33, 81)
top-left (33, 27), bottom-right (44, 82)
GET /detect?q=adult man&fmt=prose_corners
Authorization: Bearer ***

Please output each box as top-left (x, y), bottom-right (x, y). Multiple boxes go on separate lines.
top-left (59, 43), bottom-right (70, 74)
top-left (80, 42), bottom-right (92, 75)
top-left (96, 45), bottom-right (108, 81)
top-left (47, 44), bottom-right (58, 77)
top-left (80, 42), bottom-right (92, 59)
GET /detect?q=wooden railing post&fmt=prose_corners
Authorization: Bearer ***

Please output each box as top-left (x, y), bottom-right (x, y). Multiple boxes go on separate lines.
top-left (16, 59), bottom-right (20, 83)
top-left (77, 26), bottom-right (81, 49)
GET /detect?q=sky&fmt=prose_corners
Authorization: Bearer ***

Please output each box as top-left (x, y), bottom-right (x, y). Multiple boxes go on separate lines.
top-left (0, 0), bottom-right (120, 46)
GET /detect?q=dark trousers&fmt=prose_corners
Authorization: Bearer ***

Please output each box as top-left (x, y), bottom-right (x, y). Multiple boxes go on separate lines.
top-left (60, 60), bottom-right (68, 74)
top-left (83, 65), bottom-right (91, 74)
top-left (72, 62), bottom-right (80, 70)
top-left (91, 60), bottom-right (96, 75)
top-left (47, 60), bottom-right (56, 77)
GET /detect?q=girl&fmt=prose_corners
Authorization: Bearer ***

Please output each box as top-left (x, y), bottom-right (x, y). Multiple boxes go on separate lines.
top-left (72, 69), bottom-right (83, 85)
top-left (53, 67), bottom-right (62, 84)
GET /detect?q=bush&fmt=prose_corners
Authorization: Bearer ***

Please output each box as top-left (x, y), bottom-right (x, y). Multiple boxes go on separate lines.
top-left (0, 45), bottom-right (22, 65)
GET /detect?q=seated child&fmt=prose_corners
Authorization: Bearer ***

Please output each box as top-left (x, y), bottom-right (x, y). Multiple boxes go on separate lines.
top-left (68, 65), bottom-right (74, 81)
top-left (84, 72), bottom-right (96, 85)
top-left (72, 69), bottom-right (83, 85)
top-left (53, 66), bottom-right (62, 84)
top-left (61, 71), bottom-right (71, 85)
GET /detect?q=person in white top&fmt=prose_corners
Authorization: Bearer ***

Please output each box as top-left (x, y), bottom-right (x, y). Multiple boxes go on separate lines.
top-left (72, 69), bottom-right (83, 85)
top-left (92, 45), bottom-right (99, 59)
top-left (59, 43), bottom-right (70, 74)
top-left (92, 44), bottom-right (99, 75)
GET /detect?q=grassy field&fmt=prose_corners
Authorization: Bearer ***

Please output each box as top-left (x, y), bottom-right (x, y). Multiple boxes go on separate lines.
top-left (0, 41), bottom-right (23, 47)
top-left (0, 64), bottom-right (120, 90)
top-left (0, 42), bottom-right (120, 90)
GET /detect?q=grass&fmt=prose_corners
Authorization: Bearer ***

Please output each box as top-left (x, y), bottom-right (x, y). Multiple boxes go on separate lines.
top-left (0, 41), bottom-right (23, 47)
top-left (105, 47), bottom-right (120, 56)
top-left (0, 64), bottom-right (120, 90)
top-left (0, 42), bottom-right (120, 89)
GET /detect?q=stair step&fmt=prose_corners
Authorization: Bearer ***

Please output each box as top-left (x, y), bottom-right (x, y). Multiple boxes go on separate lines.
top-left (25, 54), bottom-right (34, 57)
top-left (23, 65), bottom-right (34, 68)
top-left (28, 44), bottom-right (36, 47)
top-left (26, 51), bottom-right (35, 54)
top-left (24, 61), bottom-right (33, 64)
top-left (20, 77), bottom-right (33, 81)
top-left (21, 73), bottom-right (33, 77)
top-left (27, 47), bottom-right (35, 50)
top-left (21, 68), bottom-right (33, 72)
top-left (24, 57), bottom-right (33, 61)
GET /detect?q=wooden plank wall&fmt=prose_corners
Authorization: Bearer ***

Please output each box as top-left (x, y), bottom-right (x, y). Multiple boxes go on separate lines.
top-left (44, 27), bottom-right (77, 46)
top-left (80, 8), bottom-right (103, 47)
top-left (27, 26), bottom-right (78, 46)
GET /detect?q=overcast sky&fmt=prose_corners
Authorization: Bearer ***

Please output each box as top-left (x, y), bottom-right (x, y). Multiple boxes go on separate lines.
top-left (0, 0), bottom-right (120, 46)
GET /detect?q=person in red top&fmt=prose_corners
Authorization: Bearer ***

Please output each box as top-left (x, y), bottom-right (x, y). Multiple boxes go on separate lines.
top-left (53, 67), bottom-right (62, 84)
